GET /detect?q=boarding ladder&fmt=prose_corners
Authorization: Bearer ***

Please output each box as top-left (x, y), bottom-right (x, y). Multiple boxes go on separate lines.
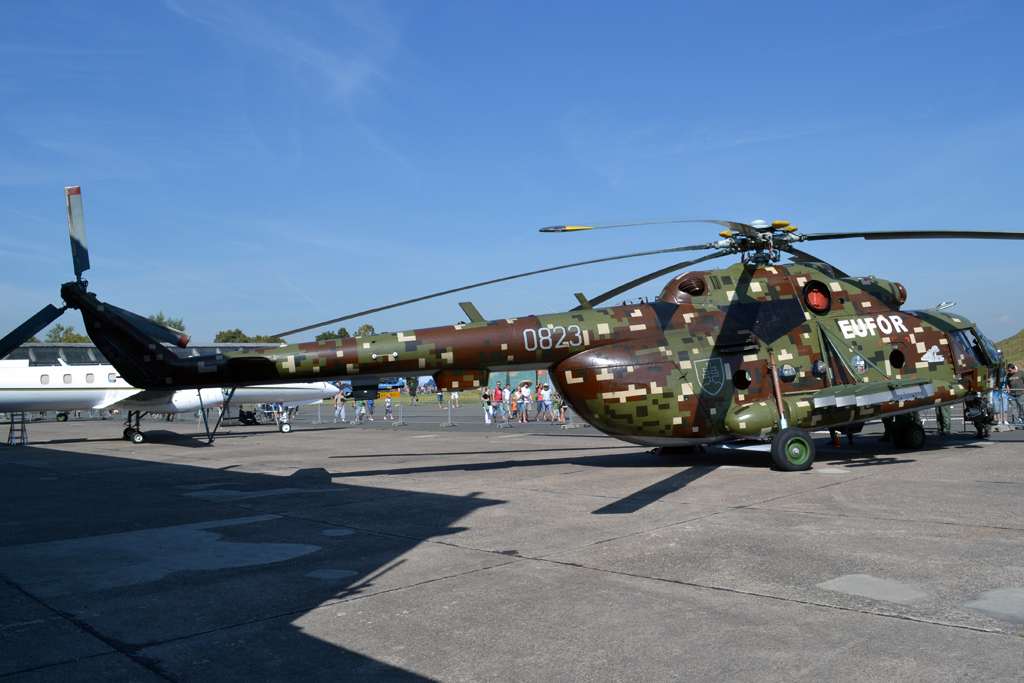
top-left (7, 412), bottom-right (28, 446)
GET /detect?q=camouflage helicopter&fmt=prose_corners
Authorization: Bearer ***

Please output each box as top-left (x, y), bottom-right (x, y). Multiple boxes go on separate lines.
top-left (3, 188), bottom-right (1021, 469)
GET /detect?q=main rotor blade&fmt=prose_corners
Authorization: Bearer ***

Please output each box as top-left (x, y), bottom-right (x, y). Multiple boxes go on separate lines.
top-left (803, 230), bottom-right (1024, 242)
top-left (0, 304), bottom-right (65, 359)
top-left (65, 186), bottom-right (90, 280)
top-left (541, 218), bottom-right (758, 238)
top-left (781, 245), bottom-right (850, 278)
top-left (578, 250), bottom-right (730, 310)
top-left (275, 242), bottom-right (720, 337)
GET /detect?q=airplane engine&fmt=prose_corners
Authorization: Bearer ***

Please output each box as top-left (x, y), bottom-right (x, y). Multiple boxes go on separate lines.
top-left (121, 387), bottom-right (226, 414)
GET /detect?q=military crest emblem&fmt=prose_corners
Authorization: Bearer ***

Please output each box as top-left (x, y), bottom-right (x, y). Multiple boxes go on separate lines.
top-left (695, 357), bottom-right (725, 395)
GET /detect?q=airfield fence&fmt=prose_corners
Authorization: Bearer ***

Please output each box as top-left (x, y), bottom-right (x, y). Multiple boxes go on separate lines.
top-left (5, 403), bottom-right (1021, 436)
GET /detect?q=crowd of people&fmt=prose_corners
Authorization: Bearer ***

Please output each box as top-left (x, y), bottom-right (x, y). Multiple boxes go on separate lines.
top-left (478, 380), bottom-right (568, 424)
top-left (328, 379), bottom-right (571, 426)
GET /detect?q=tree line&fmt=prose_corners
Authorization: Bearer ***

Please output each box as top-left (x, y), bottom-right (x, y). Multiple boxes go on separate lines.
top-left (33, 314), bottom-right (380, 346)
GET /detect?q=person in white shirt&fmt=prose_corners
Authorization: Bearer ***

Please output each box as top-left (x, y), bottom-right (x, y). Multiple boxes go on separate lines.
top-left (521, 383), bottom-right (532, 421)
top-left (540, 385), bottom-right (553, 421)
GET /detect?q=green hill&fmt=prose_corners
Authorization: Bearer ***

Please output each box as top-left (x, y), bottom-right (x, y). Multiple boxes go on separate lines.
top-left (997, 329), bottom-right (1024, 367)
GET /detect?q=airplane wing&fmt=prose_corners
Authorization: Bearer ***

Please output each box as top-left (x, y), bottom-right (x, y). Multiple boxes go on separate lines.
top-left (92, 388), bottom-right (145, 409)
top-left (810, 378), bottom-right (935, 409)
top-left (101, 389), bottom-right (176, 410)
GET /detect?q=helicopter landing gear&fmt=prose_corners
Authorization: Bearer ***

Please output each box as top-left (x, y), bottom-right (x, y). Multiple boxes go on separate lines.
top-left (771, 427), bottom-right (816, 471)
top-left (892, 422), bottom-right (926, 450)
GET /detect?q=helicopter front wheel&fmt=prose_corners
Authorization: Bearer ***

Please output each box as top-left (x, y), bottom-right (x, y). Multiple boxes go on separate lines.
top-left (892, 422), bottom-right (926, 450)
top-left (771, 427), bottom-right (816, 471)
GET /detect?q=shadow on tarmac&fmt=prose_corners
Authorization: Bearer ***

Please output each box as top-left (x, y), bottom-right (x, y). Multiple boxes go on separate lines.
top-left (0, 445), bottom-right (503, 681)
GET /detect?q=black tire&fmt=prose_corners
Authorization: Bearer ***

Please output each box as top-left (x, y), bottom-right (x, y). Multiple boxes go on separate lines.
top-left (131, 431), bottom-right (145, 444)
top-left (893, 423), bottom-right (926, 450)
top-left (771, 427), bottom-right (816, 471)
top-left (56, 413), bottom-right (69, 422)
top-left (123, 427), bottom-right (132, 439)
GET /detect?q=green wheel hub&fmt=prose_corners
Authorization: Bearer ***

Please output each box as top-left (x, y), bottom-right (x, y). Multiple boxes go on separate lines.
top-left (785, 437), bottom-right (812, 466)
top-left (771, 427), bottom-right (816, 471)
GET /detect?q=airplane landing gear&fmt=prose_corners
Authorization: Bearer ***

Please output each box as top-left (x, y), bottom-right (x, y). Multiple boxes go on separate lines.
top-left (122, 410), bottom-right (149, 443)
top-left (279, 423), bottom-right (292, 433)
top-left (56, 412), bottom-right (69, 422)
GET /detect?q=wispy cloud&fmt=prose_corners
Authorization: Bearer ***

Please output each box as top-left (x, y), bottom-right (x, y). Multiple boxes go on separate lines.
top-left (279, 275), bottom-right (324, 313)
top-left (564, 115), bottom-right (862, 187)
top-left (833, 3), bottom-right (985, 49)
top-left (164, 1), bottom-right (415, 174)
top-left (164, 0), bottom-right (396, 104)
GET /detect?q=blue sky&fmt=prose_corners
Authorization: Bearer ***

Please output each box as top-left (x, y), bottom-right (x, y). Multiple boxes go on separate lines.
top-left (2, 1), bottom-right (1023, 344)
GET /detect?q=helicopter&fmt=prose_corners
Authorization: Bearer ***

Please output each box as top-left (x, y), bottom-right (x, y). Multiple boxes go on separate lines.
top-left (2, 187), bottom-right (1021, 468)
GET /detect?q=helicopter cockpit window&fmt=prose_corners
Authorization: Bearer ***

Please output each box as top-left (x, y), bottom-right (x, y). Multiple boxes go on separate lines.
top-left (947, 330), bottom-right (981, 371)
top-left (978, 332), bottom-right (1001, 364)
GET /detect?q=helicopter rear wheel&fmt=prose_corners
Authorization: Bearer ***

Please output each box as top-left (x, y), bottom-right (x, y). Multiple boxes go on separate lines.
top-left (893, 422), bottom-right (926, 450)
top-left (771, 427), bottom-right (816, 471)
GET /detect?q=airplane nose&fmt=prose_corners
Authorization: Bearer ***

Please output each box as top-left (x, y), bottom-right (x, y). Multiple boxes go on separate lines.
top-left (326, 382), bottom-right (340, 396)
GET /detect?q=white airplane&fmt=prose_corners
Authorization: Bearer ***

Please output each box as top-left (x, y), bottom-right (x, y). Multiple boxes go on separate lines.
top-left (1, 358), bottom-right (338, 443)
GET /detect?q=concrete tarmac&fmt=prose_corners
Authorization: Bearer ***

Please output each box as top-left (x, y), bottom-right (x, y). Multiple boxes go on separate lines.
top-left (2, 415), bottom-right (1024, 682)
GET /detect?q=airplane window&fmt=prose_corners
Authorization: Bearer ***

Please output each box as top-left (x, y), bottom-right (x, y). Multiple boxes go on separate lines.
top-left (40, 374), bottom-right (49, 385)
top-left (64, 374), bottom-right (72, 384)
top-left (86, 373), bottom-right (95, 383)
top-left (108, 373), bottom-right (117, 382)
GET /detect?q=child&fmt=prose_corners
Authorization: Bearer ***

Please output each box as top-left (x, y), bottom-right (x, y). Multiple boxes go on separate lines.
top-left (481, 388), bottom-right (492, 424)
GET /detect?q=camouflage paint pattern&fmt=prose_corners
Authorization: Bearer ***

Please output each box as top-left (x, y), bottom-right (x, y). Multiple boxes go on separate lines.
top-left (60, 260), bottom-right (999, 447)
